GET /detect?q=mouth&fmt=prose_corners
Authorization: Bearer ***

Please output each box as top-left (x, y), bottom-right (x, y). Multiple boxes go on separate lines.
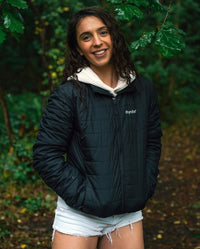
top-left (93, 49), bottom-right (107, 56)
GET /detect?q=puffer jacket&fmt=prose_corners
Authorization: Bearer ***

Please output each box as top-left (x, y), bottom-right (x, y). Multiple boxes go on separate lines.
top-left (33, 72), bottom-right (162, 218)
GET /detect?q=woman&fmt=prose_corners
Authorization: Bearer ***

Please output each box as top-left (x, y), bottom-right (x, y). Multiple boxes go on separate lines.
top-left (33, 6), bottom-right (162, 249)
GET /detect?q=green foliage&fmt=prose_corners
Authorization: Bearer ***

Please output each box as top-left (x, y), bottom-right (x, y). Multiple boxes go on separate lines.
top-left (23, 195), bottom-right (55, 213)
top-left (0, 0), bottom-right (199, 123)
top-left (0, 0), bottom-right (28, 43)
top-left (6, 0), bottom-right (28, 9)
top-left (115, 4), bottom-right (143, 20)
top-left (130, 31), bottom-right (156, 49)
top-left (155, 22), bottom-right (185, 58)
top-left (0, 26), bottom-right (6, 43)
top-left (130, 22), bottom-right (186, 58)
top-left (106, 0), bottom-right (185, 58)
top-left (0, 93), bottom-right (42, 186)
top-left (0, 225), bottom-right (10, 241)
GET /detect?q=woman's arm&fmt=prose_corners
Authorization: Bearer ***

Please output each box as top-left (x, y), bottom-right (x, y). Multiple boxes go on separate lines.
top-left (33, 85), bottom-right (85, 208)
top-left (146, 82), bottom-right (162, 199)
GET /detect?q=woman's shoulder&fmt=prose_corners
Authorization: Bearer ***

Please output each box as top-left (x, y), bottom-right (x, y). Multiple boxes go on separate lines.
top-left (134, 75), bottom-right (156, 93)
top-left (50, 80), bottom-right (80, 100)
top-left (135, 75), bottom-right (154, 86)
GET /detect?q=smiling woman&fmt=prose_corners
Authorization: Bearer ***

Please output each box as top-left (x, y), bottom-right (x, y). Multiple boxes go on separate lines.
top-left (33, 6), bottom-right (162, 249)
top-left (76, 16), bottom-right (114, 80)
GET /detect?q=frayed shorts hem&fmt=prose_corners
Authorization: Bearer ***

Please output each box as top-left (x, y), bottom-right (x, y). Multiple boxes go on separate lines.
top-left (52, 197), bottom-right (143, 243)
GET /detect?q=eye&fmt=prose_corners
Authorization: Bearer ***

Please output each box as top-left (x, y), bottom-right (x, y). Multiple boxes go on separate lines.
top-left (100, 30), bottom-right (108, 36)
top-left (82, 34), bottom-right (91, 41)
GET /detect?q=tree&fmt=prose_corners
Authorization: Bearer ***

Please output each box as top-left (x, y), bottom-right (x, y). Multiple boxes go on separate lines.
top-left (1, 0), bottom-right (198, 129)
top-left (0, 0), bottom-right (28, 145)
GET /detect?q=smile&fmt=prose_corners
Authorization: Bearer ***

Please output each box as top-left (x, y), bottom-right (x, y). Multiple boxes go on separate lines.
top-left (93, 49), bottom-right (107, 55)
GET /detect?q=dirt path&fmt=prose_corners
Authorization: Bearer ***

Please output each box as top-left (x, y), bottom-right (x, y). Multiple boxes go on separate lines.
top-left (143, 121), bottom-right (200, 248)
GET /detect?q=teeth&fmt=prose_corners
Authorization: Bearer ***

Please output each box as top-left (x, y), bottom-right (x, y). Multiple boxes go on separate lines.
top-left (94, 50), bottom-right (105, 55)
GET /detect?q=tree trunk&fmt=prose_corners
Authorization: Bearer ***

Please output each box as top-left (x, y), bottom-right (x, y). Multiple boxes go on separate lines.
top-left (26, 0), bottom-right (53, 91)
top-left (168, 0), bottom-right (181, 97)
top-left (0, 88), bottom-right (14, 145)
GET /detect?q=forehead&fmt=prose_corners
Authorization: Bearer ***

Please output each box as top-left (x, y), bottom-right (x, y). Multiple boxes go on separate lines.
top-left (76, 16), bottom-right (106, 34)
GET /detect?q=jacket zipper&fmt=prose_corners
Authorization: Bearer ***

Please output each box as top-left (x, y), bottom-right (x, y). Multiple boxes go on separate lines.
top-left (112, 96), bottom-right (125, 212)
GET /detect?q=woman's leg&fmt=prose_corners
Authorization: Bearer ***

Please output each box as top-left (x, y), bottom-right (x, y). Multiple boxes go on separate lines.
top-left (52, 230), bottom-right (99, 249)
top-left (98, 220), bottom-right (144, 249)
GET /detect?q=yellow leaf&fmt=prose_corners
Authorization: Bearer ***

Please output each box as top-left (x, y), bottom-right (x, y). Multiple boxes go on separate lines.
top-left (157, 234), bottom-right (162, 239)
top-left (21, 208), bottom-right (27, 214)
top-left (9, 146), bottom-right (14, 154)
top-left (146, 209), bottom-right (152, 213)
top-left (3, 170), bottom-right (9, 178)
top-left (20, 245), bottom-right (27, 249)
top-left (51, 72), bottom-right (57, 78)
top-left (62, 7), bottom-right (69, 12)
top-left (174, 220), bottom-right (181, 224)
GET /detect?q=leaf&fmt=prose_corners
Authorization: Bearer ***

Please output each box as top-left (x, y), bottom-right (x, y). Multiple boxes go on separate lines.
top-left (106, 0), bottom-right (122, 3)
top-left (163, 21), bottom-right (186, 36)
top-left (6, 0), bottom-right (28, 9)
top-left (0, 28), bottom-right (6, 44)
top-left (130, 31), bottom-right (155, 50)
top-left (3, 10), bottom-right (24, 34)
top-left (126, 0), bottom-right (149, 7)
top-left (155, 24), bottom-right (185, 58)
top-left (115, 5), bottom-right (143, 21)
top-left (148, 0), bottom-right (165, 11)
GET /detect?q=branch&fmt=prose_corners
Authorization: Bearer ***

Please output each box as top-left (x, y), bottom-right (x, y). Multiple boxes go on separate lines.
top-left (0, 88), bottom-right (15, 145)
top-left (26, 0), bottom-right (53, 91)
top-left (162, 0), bottom-right (173, 26)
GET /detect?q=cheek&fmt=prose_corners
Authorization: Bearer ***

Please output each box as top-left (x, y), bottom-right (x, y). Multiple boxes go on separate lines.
top-left (78, 43), bottom-right (89, 55)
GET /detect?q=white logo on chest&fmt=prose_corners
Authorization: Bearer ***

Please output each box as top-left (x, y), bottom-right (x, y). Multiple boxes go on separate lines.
top-left (125, 109), bottom-right (137, 114)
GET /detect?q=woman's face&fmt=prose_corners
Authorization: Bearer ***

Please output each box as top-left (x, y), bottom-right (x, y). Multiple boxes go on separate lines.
top-left (76, 16), bottom-right (113, 72)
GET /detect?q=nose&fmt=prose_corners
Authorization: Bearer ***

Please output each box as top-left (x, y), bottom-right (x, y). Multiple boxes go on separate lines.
top-left (93, 34), bottom-right (102, 46)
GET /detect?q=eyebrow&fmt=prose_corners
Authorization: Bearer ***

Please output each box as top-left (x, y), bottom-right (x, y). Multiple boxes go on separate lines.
top-left (79, 26), bottom-right (108, 38)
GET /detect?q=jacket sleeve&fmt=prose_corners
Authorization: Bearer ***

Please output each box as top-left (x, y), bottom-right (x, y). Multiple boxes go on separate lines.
top-left (146, 82), bottom-right (162, 199)
top-left (32, 85), bottom-right (85, 208)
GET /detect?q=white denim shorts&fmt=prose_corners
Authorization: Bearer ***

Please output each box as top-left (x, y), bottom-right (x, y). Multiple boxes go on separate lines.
top-left (52, 196), bottom-right (143, 242)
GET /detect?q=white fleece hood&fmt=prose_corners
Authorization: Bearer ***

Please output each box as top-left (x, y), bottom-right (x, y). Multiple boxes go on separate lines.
top-left (71, 67), bottom-right (136, 96)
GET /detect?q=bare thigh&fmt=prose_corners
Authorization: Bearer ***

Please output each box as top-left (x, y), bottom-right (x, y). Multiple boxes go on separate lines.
top-left (97, 220), bottom-right (144, 249)
top-left (52, 230), bottom-right (98, 249)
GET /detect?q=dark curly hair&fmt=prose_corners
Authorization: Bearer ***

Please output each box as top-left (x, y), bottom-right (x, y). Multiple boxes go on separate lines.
top-left (62, 6), bottom-right (137, 84)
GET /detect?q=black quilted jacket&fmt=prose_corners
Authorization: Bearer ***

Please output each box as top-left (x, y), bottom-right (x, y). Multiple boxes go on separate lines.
top-left (33, 76), bottom-right (162, 217)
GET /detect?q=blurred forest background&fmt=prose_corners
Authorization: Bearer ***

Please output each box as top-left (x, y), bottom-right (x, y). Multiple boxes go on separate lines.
top-left (0, 0), bottom-right (199, 248)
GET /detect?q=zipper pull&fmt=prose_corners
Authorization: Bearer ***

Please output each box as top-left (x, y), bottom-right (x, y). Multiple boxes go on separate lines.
top-left (112, 97), bottom-right (116, 103)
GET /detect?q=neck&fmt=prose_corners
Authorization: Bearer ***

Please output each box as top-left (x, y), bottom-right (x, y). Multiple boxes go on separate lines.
top-left (90, 65), bottom-right (118, 88)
